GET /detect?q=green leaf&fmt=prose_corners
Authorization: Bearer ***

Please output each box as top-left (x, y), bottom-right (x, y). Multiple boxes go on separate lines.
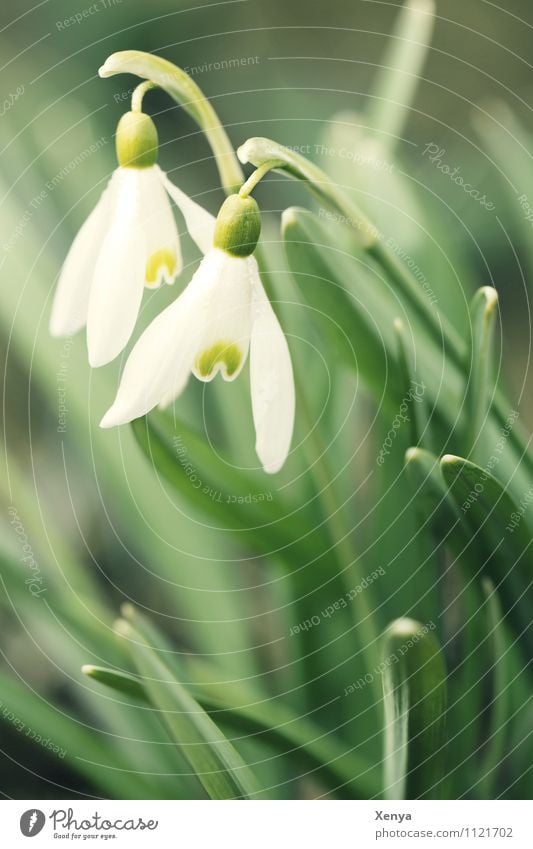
top-left (82, 665), bottom-right (147, 702)
top-left (115, 618), bottom-right (262, 800)
top-left (130, 410), bottom-right (314, 564)
top-left (239, 138), bottom-right (378, 246)
top-left (281, 207), bottom-right (469, 443)
top-left (382, 617), bottom-right (447, 800)
top-left (394, 318), bottom-right (425, 446)
top-left (440, 454), bottom-right (533, 663)
top-left (83, 657), bottom-right (380, 798)
top-left (477, 579), bottom-right (509, 799)
top-left (403, 448), bottom-right (522, 794)
top-left (473, 103), bottom-right (533, 290)
top-left (247, 141), bottom-right (533, 487)
top-left (282, 206), bottom-right (398, 400)
top-left (404, 447), bottom-right (465, 542)
top-left (367, 0), bottom-right (436, 146)
top-left (464, 287), bottom-right (499, 459)
top-left (0, 670), bottom-right (150, 798)
top-left (117, 604), bottom-right (380, 797)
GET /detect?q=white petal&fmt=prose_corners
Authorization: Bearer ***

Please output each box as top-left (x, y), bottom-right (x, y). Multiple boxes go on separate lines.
top-left (142, 166), bottom-right (181, 287)
top-left (49, 175), bottom-right (115, 337)
top-left (249, 264), bottom-right (295, 474)
top-left (100, 287), bottom-right (198, 427)
top-left (162, 172), bottom-right (215, 255)
top-left (101, 248), bottom-right (253, 426)
top-left (190, 249), bottom-right (251, 382)
top-left (87, 169), bottom-right (146, 367)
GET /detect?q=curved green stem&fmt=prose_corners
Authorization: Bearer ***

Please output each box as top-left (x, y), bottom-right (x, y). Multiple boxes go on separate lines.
top-left (239, 136), bottom-right (533, 474)
top-left (239, 160), bottom-right (283, 198)
top-left (100, 50), bottom-right (244, 194)
top-left (131, 80), bottom-right (158, 113)
top-left (239, 137), bottom-right (379, 248)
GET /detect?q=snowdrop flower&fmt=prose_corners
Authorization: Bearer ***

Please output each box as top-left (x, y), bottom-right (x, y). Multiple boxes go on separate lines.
top-left (49, 110), bottom-right (215, 367)
top-left (101, 194), bottom-right (295, 473)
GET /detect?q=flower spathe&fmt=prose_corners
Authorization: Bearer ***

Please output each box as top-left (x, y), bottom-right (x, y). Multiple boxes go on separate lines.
top-left (100, 247), bottom-right (295, 474)
top-left (49, 111), bottom-right (215, 368)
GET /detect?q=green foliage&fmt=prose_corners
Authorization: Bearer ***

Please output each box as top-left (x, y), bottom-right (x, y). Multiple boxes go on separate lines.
top-left (0, 0), bottom-right (531, 803)
top-left (381, 617), bottom-right (447, 800)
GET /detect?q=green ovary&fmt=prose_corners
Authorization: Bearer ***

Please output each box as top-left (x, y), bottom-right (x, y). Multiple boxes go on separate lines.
top-left (145, 249), bottom-right (177, 285)
top-left (196, 341), bottom-right (242, 379)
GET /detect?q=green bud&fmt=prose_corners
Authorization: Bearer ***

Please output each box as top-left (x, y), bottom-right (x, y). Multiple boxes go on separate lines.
top-left (115, 111), bottom-right (158, 168)
top-left (214, 194), bottom-right (261, 258)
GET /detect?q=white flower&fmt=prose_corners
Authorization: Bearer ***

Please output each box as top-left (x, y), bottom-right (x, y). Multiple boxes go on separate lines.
top-left (100, 247), bottom-right (295, 474)
top-left (49, 111), bottom-right (215, 368)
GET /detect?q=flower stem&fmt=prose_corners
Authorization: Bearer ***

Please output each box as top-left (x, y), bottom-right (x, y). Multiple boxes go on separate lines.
top-left (239, 160), bottom-right (283, 198)
top-left (100, 50), bottom-right (244, 194)
top-left (130, 80), bottom-right (157, 113)
top-left (240, 136), bottom-right (533, 475)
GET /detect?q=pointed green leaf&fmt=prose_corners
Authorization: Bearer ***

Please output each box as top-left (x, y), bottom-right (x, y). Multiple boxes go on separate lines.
top-left (367, 0), bottom-right (435, 145)
top-left (382, 617), bottom-right (447, 800)
top-left (440, 454), bottom-right (533, 662)
top-left (477, 579), bottom-right (509, 798)
top-left (82, 665), bottom-right (147, 703)
top-left (404, 447), bottom-right (466, 542)
top-left (282, 206), bottom-right (398, 398)
top-left (117, 604), bottom-right (380, 797)
top-left (115, 619), bottom-right (262, 799)
top-left (464, 287), bottom-right (499, 459)
top-left (394, 318), bottom-right (425, 446)
top-left (83, 657), bottom-right (380, 798)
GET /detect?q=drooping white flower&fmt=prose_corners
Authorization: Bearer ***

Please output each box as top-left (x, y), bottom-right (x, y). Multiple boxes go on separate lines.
top-left (100, 195), bottom-right (295, 474)
top-left (49, 110), bottom-right (215, 368)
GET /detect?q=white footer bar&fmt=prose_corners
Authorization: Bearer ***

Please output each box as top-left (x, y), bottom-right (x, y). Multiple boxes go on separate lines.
top-left (1, 799), bottom-right (530, 848)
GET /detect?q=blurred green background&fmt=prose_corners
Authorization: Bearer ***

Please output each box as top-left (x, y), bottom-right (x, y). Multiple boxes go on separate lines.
top-left (1, 0), bottom-right (532, 800)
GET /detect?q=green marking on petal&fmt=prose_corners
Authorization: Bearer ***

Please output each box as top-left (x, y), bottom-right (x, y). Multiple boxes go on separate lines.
top-left (145, 249), bottom-right (177, 285)
top-left (196, 341), bottom-right (242, 379)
